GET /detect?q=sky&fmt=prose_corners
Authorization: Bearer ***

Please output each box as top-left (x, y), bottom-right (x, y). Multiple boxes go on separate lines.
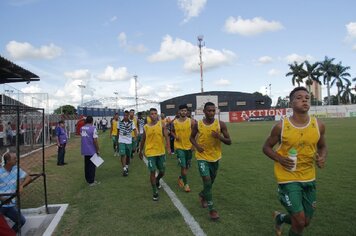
top-left (1, 0), bottom-right (356, 112)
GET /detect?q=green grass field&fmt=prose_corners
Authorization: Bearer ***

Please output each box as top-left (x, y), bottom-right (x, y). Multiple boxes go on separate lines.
top-left (39, 118), bottom-right (356, 236)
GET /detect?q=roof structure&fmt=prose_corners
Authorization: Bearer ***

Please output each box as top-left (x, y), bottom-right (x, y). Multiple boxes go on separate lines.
top-left (0, 55), bottom-right (39, 84)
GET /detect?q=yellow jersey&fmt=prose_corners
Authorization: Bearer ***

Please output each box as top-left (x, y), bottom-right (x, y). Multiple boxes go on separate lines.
top-left (195, 119), bottom-right (221, 162)
top-left (130, 117), bottom-right (137, 137)
top-left (173, 118), bottom-right (192, 150)
top-left (144, 121), bottom-right (165, 157)
top-left (275, 116), bottom-right (320, 183)
top-left (146, 116), bottom-right (152, 124)
top-left (111, 119), bottom-right (118, 136)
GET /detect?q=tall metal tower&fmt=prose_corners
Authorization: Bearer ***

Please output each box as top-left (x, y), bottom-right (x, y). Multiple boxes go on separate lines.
top-left (133, 75), bottom-right (138, 112)
top-left (197, 35), bottom-right (205, 93)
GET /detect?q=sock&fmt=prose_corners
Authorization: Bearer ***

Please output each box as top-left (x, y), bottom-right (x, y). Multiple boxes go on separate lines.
top-left (278, 214), bottom-right (292, 224)
top-left (125, 165), bottom-right (128, 169)
top-left (289, 228), bottom-right (302, 236)
top-left (152, 184), bottom-right (158, 194)
top-left (182, 175), bottom-right (187, 185)
top-left (203, 180), bottom-right (213, 210)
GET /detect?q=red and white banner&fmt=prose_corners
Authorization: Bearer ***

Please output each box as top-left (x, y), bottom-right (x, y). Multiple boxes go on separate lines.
top-left (229, 108), bottom-right (287, 122)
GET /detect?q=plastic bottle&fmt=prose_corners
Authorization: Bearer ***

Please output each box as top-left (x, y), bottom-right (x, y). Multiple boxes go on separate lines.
top-left (288, 148), bottom-right (298, 171)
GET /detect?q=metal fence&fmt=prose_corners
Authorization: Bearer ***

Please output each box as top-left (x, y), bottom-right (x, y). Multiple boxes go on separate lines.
top-left (0, 104), bottom-right (48, 234)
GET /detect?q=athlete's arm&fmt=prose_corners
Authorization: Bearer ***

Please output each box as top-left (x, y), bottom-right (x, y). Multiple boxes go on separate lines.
top-left (190, 122), bottom-right (204, 152)
top-left (139, 130), bottom-right (146, 160)
top-left (316, 120), bottom-right (327, 168)
top-left (162, 125), bottom-right (170, 151)
top-left (212, 121), bottom-right (231, 145)
top-left (262, 121), bottom-right (294, 169)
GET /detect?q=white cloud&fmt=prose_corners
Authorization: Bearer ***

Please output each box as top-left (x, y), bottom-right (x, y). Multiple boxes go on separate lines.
top-left (258, 56), bottom-right (273, 64)
top-left (353, 44), bottom-right (356, 51)
top-left (97, 66), bottom-right (131, 81)
top-left (20, 84), bottom-right (42, 93)
top-left (346, 22), bottom-right (356, 40)
top-left (268, 69), bottom-right (281, 76)
top-left (157, 84), bottom-right (182, 98)
top-left (148, 35), bottom-right (235, 72)
top-left (110, 16), bottom-right (118, 22)
top-left (118, 32), bottom-right (147, 53)
top-left (214, 78), bottom-right (231, 86)
top-left (178, 0), bottom-right (207, 23)
top-left (64, 69), bottom-right (91, 80)
top-left (224, 16), bottom-right (284, 36)
top-left (285, 53), bottom-right (314, 63)
top-left (6, 41), bottom-right (62, 60)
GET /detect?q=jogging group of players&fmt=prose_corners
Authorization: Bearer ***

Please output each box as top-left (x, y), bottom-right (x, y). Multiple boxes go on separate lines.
top-left (103, 86), bottom-right (327, 236)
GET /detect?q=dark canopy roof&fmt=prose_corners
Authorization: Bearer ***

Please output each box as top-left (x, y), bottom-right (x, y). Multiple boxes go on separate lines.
top-left (0, 55), bottom-right (39, 84)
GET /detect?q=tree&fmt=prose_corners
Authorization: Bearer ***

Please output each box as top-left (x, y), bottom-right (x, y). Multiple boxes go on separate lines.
top-left (275, 96), bottom-right (289, 108)
top-left (331, 62), bottom-right (351, 104)
top-left (302, 61), bottom-right (322, 92)
top-left (338, 82), bottom-right (354, 104)
top-left (54, 105), bottom-right (77, 115)
top-left (318, 56), bottom-right (335, 105)
top-left (323, 95), bottom-right (338, 105)
top-left (286, 62), bottom-right (305, 86)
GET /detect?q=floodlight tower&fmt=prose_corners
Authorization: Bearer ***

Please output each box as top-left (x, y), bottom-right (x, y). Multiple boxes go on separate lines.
top-left (197, 35), bottom-right (205, 93)
top-left (78, 84), bottom-right (86, 106)
top-left (133, 75), bottom-right (138, 112)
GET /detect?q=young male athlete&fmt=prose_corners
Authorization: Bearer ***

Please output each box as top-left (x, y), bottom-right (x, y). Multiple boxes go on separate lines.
top-left (190, 102), bottom-right (231, 220)
top-left (262, 87), bottom-right (327, 236)
top-left (171, 104), bottom-right (194, 192)
top-left (110, 113), bottom-right (119, 156)
top-left (139, 108), bottom-right (170, 201)
top-left (129, 109), bottom-right (138, 158)
top-left (136, 112), bottom-right (145, 152)
top-left (118, 111), bottom-right (137, 176)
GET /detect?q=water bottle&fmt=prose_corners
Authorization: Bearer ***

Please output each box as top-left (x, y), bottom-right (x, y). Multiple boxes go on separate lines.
top-left (288, 148), bottom-right (297, 171)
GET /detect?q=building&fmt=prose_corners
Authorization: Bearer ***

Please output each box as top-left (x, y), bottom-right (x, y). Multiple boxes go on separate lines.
top-left (160, 91), bottom-right (272, 116)
top-left (311, 82), bottom-right (322, 102)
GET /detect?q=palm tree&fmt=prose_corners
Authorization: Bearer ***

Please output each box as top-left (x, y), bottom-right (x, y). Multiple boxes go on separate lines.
top-left (331, 62), bottom-right (351, 104)
top-left (338, 80), bottom-right (353, 104)
top-left (318, 56), bottom-right (335, 105)
top-left (302, 60), bottom-right (322, 92)
top-left (286, 62), bottom-right (305, 86)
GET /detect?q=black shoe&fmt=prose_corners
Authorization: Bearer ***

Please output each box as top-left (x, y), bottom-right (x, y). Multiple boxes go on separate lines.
top-left (153, 193), bottom-right (159, 201)
top-left (123, 169), bottom-right (128, 177)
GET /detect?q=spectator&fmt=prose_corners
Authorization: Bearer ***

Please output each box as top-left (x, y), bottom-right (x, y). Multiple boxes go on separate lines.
top-left (0, 152), bottom-right (31, 232)
top-left (56, 120), bottom-right (68, 166)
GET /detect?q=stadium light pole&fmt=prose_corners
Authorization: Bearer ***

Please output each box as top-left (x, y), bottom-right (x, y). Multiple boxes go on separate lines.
top-left (78, 84), bottom-right (86, 106)
top-left (197, 35), bottom-right (205, 93)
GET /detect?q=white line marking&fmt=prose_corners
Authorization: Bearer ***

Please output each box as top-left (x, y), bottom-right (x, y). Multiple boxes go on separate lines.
top-left (143, 157), bottom-right (206, 236)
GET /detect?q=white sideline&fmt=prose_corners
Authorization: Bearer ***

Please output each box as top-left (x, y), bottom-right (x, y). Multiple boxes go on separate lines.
top-left (143, 157), bottom-right (206, 236)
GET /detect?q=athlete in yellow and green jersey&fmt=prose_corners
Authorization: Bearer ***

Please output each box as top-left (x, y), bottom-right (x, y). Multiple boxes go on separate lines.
top-left (263, 87), bottom-right (327, 236)
top-left (171, 104), bottom-right (194, 192)
top-left (139, 108), bottom-right (170, 201)
top-left (110, 113), bottom-right (119, 156)
top-left (129, 109), bottom-right (138, 158)
top-left (190, 102), bottom-right (231, 221)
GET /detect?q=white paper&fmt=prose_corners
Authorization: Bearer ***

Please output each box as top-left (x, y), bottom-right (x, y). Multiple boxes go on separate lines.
top-left (90, 153), bottom-right (104, 167)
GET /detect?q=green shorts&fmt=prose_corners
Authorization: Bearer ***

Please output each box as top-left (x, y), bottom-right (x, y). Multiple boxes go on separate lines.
top-left (278, 181), bottom-right (316, 218)
top-left (112, 135), bottom-right (118, 144)
top-left (176, 149), bottom-right (192, 168)
top-left (119, 143), bottom-right (132, 157)
top-left (131, 138), bottom-right (137, 150)
top-left (137, 134), bottom-right (142, 143)
top-left (197, 160), bottom-right (219, 179)
top-left (147, 155), bottom-right (166, 172)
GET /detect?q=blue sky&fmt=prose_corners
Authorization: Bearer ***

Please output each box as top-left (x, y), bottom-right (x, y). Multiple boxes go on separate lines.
top-left (1, 0), bottom-right (356, 112)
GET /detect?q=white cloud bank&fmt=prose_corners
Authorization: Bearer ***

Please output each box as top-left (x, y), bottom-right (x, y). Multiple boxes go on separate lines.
top-left (6, 41), bottom-right (62, 60)
top-left (258, 56), bottom-right (273, 64)
top-left (224, 16), bottom-right (284, 36)
top-left (148, 35), bottom-right (235, 72)
top-left (64, 69), bottom-right (91, 80)
top-left (178, 0), bottom-right (207, 23)
top-left (97, 66), bottom-right (131, 81)
top-left (214, 78), bottom-right (231, 86)
top-left (285, 53), bottom-right (314, 63)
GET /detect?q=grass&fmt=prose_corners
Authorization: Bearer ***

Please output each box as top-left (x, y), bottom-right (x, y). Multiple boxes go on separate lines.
top-left (33, 118), bottom-right (356, 235)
